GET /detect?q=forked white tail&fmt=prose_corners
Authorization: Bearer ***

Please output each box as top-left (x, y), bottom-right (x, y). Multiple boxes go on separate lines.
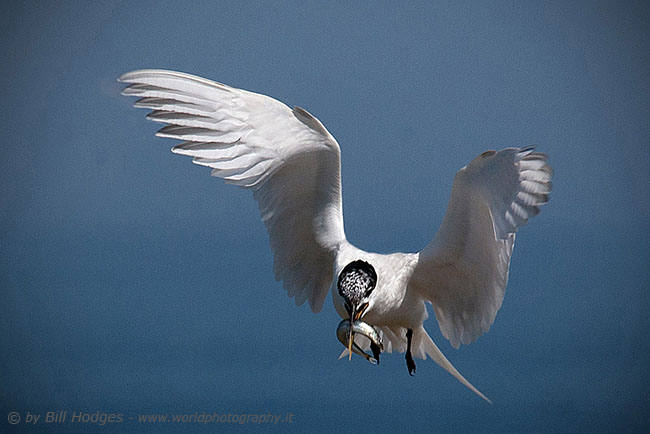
top-left (416, 327), bottom-right (492, 403)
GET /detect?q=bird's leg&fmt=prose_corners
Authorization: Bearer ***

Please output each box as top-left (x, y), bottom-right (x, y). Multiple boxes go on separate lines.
top-left (405, 328), bottom-right (416, 376)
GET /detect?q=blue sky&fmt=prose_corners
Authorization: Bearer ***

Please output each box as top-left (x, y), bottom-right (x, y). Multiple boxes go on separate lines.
top-left (1, 1), bottom-right (649, 433)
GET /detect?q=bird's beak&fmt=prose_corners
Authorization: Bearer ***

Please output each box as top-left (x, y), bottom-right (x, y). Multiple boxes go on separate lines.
top-left (354, 302), bottom-right (369, 321)
top-left (347, 306), bottom-right (356, 361)
top-left (346, 302), bottom-right (370, 361)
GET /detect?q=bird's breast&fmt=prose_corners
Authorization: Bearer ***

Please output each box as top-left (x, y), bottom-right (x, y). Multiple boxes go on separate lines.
top-left (332, 247), bottom-right (423, 328)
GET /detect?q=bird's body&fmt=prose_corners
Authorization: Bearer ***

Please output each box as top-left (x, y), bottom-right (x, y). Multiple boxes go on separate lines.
top-left (333, 245), bottom-right (422, 329)
top-left (120, 69), bottom-right (551, 403)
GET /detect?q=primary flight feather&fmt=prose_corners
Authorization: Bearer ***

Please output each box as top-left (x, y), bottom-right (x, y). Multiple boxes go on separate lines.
top-left (119, 69), bottom-right (551, 403)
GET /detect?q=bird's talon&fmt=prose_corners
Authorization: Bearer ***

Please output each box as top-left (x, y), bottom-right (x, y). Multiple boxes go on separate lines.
top-left (406, 353), bottom-right (416, 376)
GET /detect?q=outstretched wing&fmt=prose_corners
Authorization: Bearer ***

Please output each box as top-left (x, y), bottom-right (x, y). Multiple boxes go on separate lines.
top-left (119, 70), bottom-right (346, 312)
top-left (409, 147), bottom-right (551, 348)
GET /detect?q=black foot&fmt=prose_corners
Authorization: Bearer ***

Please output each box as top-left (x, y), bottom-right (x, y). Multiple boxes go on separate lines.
top-left (406, 352), bottom-right (416, 376)
top-left (405, 328), bottom-right (416, 376)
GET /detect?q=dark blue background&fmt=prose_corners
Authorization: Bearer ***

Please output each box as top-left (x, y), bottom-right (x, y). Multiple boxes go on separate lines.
top-left (1, 1), bottom-right (649, 433)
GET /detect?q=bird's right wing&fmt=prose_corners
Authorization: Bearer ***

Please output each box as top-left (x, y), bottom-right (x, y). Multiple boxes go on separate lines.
top-left (119, 70), bottom-right (346, 313)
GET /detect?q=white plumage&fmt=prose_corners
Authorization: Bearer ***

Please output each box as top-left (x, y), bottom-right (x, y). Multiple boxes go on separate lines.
top-left (120, 70), bottom-right (551, 403)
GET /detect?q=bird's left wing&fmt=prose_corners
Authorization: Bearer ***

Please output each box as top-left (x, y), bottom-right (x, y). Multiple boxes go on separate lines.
top-left (119, 70), bottom-right (346, 312)
top-left (409, 147), bottom-right (551, 348)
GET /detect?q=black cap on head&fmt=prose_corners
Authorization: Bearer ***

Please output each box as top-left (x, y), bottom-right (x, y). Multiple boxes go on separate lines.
top-left (337, 260), bottom-right (377, 306)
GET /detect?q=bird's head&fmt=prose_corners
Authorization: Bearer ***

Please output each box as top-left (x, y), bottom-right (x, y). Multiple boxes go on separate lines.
top-left (337, 259), bottom-right (377, 323)
top-left (337, 260), bottom-right (377, 360)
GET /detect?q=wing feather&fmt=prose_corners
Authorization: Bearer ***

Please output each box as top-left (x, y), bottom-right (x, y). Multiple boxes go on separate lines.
top-left (409, 147), bottom-right (551, 348)
top-left (120, 69), bottom-right (346, 312)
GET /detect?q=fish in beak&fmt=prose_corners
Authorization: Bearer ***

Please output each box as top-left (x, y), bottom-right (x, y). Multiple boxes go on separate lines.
top-left (337, 318), bottom-right (384, 364)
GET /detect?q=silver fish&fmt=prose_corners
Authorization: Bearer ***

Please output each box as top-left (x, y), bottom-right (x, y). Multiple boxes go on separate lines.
top-left (336, 319), bottom-right (384, 364)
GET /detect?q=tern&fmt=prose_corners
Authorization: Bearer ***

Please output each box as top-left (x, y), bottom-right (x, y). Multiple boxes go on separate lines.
top-left (119, 70), bottom-right (551, 402)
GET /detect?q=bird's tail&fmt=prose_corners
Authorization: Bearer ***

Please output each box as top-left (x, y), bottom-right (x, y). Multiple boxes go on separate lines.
top-left (416, 327), bottom-right (492, 404)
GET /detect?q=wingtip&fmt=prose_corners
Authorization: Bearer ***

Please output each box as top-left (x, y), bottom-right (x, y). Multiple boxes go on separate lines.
top-left (117, 70), bottom-right (142, 83)
top-left (117, 69), bottom-right (175, 83)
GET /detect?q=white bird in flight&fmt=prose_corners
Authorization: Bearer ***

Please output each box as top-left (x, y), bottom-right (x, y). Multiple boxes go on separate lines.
top-left (119, 70), bottom-right (551, 403)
